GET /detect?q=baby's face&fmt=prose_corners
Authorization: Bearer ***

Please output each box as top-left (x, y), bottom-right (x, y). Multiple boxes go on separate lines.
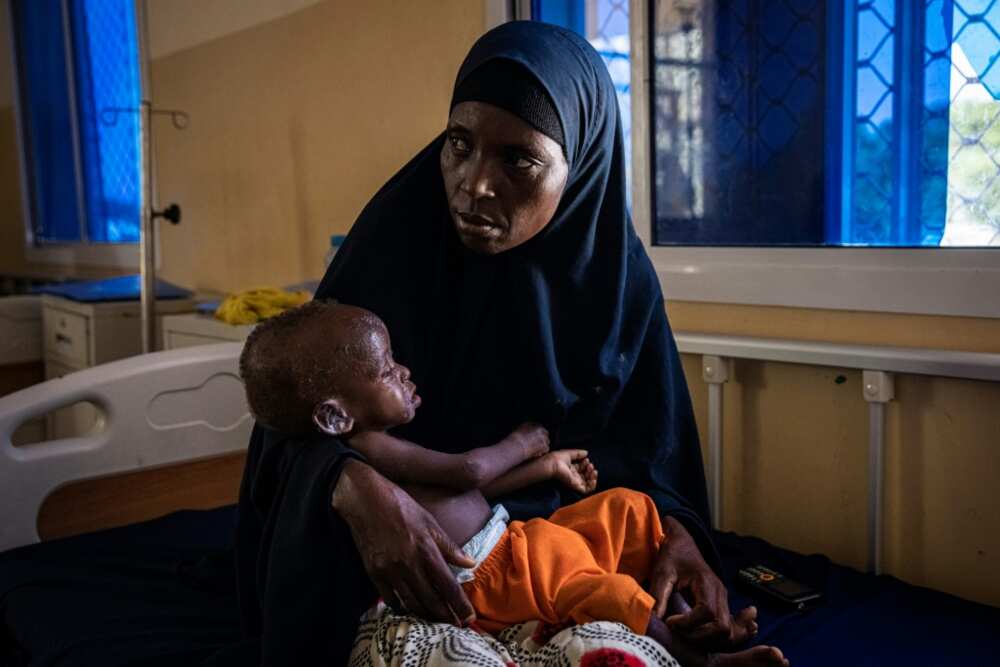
top-left (338, 324), bottom-right (421, 432)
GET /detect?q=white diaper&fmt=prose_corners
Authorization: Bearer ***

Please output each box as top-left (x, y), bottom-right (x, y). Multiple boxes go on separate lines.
top-left (448, 504), bottom-right (510, 584)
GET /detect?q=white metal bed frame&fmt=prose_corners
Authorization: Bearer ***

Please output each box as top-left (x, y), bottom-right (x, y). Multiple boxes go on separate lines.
top-left (1, 337), bottom-right (998, 575)
top-left (0, 342), bottom-right (251, 552)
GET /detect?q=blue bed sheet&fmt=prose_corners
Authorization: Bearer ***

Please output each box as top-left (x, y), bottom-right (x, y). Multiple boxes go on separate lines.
top-left (0, 508), bottom-right (240, 666)
top-left (715, 532), bottom-right (1000, 665)
top-left (2, 506), bottom-right (998, 666)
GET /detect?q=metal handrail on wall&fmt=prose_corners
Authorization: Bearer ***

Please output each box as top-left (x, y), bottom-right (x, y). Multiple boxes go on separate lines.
top-left (674, 332), bottom-right (1000, 575)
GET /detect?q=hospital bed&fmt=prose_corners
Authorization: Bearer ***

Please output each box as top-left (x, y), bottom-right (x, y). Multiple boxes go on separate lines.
top-left (1, 343), bottom-right (998, 666)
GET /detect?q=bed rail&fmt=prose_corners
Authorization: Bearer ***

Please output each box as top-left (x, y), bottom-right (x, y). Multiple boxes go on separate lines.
top-left (675, 332), bottom-right (1000, 574)
top-left (0, 343), bottom-right (251, 552)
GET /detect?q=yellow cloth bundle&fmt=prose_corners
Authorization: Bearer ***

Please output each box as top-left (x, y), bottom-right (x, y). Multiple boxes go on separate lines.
top-left (214, 287), bottom-right (310, 325)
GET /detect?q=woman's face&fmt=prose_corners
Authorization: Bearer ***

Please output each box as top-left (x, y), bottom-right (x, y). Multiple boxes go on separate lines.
top-left (440, 101), bottom-right (569, 254)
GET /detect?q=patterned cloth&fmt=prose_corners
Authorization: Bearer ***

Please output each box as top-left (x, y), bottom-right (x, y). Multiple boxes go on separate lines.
top-left (349, 603), bottom-right (679, 667)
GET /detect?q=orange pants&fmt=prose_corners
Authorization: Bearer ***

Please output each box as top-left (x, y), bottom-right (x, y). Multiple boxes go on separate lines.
top-left (463, 488), bottom-right (665, 635)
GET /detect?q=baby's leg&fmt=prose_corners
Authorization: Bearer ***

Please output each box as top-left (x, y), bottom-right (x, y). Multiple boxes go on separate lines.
top-left (546, 488), bottom-right (665, 578)
top-left (551, 571), bottom-right (656, 633)
top-left (468, 523), bottom-right (655, 632)
top-left (646, 614), bottom-right (789, 667)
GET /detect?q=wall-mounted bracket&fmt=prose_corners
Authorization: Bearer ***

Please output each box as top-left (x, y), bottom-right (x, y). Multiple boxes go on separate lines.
top-left (863, 369), bottom-right (895, 403)
top-left (702, 354), bottom-right (731, 384)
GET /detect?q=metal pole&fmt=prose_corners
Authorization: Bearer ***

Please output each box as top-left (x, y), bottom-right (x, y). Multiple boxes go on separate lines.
top-left (139, 100), bottom-right (154, 353)
top-left (135, 0), bottom-right (155, 353)
top-left (867, 401), bottom-right (885, 574)
top-left (702, 355), bottom-right (730, 529)
top-left (60, 0), bottom-right (88, 241)
top-left (708, 382), bottom-right (723, 527)
top-left (862, 370), bottom-right (893, 575)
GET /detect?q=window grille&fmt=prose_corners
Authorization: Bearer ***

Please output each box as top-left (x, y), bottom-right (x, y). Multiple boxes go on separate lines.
top-left (532, 0), bottom-right (634, 190)
top-left (12, 0), bottom-right (141, 245)
top-left (648, 0), bottom-right (1000, 247)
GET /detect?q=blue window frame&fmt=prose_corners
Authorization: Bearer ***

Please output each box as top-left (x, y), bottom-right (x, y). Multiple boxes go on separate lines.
top-left (11, 0), bottom-right (141, 245)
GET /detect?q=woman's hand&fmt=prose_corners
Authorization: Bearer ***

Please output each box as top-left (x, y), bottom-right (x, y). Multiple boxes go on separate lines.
top-left (331, 459), bottom-right (477, 625)
top-left (648, 515), bottom-right (756, 649)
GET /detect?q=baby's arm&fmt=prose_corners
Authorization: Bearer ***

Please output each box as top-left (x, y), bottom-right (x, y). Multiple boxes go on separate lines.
top-left (346, 423), bottom-right (549, 491)
top-left (481, 449), bottom-right (598, 499)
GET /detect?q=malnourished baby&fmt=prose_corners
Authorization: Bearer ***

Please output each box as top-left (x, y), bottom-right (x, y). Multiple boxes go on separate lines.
top-left (239, 301), bottom-right (788, 667)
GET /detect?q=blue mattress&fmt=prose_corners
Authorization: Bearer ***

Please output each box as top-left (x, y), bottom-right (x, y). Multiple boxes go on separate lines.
top-left (2, 506), bottom-right (998, 666)
top-left (716, 533), bottom-right (1000, 665)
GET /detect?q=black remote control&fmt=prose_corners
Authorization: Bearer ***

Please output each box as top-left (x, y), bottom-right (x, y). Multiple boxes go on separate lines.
top-left (737, 565), bottom-right (822, 611)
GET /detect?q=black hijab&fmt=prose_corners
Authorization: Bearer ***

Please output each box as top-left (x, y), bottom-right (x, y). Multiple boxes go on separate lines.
top-left (316, 21), bottom-right (716, 565)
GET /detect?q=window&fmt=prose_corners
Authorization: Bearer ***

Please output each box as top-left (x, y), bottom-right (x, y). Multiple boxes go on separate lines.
top-left (648, 0), bottom-right (1000, 248)
top-left (11, 0), bottom-right (141, 248)
top-left (530, 0), bottom-right (634, 191)
top-left (531, 1), bottom-right (1000, 317)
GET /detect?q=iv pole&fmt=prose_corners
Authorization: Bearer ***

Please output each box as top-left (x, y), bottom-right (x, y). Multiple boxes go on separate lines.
top-left (136, 0), bottom-right (156, 354)
top-left (133, 0), bottom-right (185, 353)
top-left (77, 2), bottom-right (188, 353)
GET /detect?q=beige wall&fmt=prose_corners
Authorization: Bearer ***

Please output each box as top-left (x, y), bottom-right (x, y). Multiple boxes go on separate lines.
top-left (0, 0), bottom-right (483, 286)
top-left (670, 301), bottom-right (1000, 607)
top-left (0, 105), bottom-right (24, 270)
top-left (152, 0), bottom-right (483, 293)
top-left (0, 5), bottom-right (12, 108)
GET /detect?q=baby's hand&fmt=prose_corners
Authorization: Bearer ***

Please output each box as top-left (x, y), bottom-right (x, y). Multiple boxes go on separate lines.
top-left (509, 422), bottom-right (550, 458)
top-left (545, 450), bottom-right (598, 494)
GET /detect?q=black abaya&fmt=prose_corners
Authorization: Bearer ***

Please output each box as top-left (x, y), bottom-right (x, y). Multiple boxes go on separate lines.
top-left (234, 20), bottom-right (716, 665)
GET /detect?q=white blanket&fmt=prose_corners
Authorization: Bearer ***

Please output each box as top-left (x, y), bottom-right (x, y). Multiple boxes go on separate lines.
top-left (349, 603), bottom-right (679, 667)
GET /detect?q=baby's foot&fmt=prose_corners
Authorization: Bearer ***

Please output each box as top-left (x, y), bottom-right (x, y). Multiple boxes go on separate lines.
top-left (709, 646), bottom-right (788, 667)
top-left (666, 605), bottom-right (758, 652)
top-left (546, 450), bottom-right (598, 493)
top-left (510, 422), bottom-right (550, 458)
top-left (732, 606), bottom-right (759, 643)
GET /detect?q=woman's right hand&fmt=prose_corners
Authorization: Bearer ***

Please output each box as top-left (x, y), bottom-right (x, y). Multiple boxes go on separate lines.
top-left (331, 459), bottom-right (477, 625)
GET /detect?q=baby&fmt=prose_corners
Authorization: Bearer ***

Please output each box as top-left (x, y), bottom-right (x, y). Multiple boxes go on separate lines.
top-left (239, 300), bottom-right (788, 667)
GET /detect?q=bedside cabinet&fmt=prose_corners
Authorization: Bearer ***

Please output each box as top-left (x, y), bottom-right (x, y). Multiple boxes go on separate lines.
top-left (161, 313), bottom-right (255, 350)
top-left (41, 295), bottom-right (196, 439)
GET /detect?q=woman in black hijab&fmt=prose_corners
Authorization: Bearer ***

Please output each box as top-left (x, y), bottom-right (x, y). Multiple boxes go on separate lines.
top-left (233, 20), bottom-right (738, 665)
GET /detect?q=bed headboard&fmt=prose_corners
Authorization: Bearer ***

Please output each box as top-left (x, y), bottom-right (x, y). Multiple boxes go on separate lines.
top-left (0, 343), bottom-right (252, 551)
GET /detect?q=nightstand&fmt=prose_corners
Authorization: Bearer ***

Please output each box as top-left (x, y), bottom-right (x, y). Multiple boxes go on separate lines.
top-left (160, 312), bottom-right (255, 350)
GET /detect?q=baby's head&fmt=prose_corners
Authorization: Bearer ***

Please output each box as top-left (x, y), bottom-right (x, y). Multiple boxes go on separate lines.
top-left (239, 300), bottom-right (420, 437)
